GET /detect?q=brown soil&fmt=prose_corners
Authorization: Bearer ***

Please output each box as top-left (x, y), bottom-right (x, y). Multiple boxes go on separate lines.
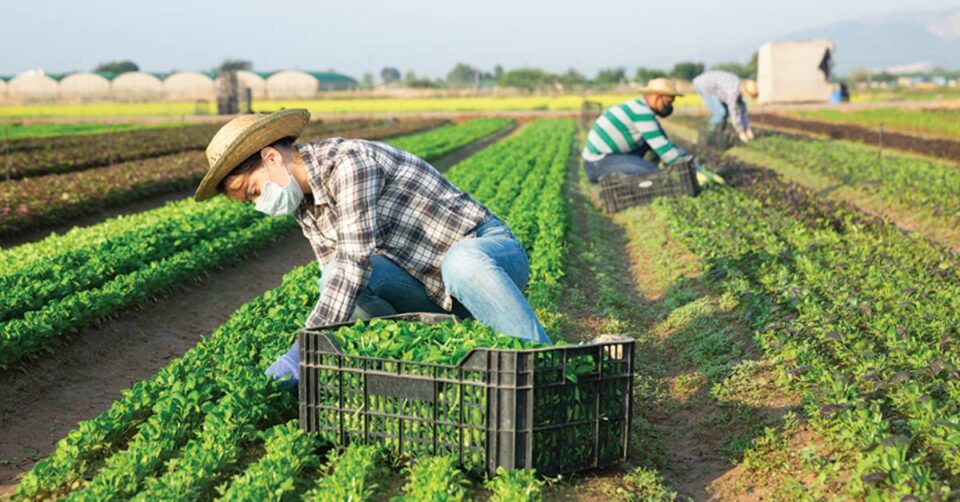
top-left (0, 230), bottom-right (315, 498)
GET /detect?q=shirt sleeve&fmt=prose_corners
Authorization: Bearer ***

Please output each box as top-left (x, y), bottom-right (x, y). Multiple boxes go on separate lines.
top-left (636, 119), bottom-right (686, 165)
top-left (724, 94), bottom-right (747, 132)
top-left (305, 145), bottom-right (382, 327)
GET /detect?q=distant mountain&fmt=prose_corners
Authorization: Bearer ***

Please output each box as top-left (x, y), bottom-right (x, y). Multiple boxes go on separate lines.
top-left (706, 7), bottom-right (960, 76)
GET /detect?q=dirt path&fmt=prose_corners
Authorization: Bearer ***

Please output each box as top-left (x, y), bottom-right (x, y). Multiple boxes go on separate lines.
top-left (550, 150), bottom-right (798, 501)
top-left (0, 230), bottom-right (315, 497)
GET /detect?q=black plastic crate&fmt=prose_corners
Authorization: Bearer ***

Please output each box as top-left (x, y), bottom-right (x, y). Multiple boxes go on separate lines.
top-left (598, 160), bottom-right (701, 212)
top-left (299, 313), bottom-right (635, 477)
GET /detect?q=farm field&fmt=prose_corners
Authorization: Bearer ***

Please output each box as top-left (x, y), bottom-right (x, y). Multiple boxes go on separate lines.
top-left (0, 118), bottom-right (446, 241)
top-left (0, 94), bottom-right (703, 118)
top-left (2, 103), bottom-right (960, 502)
top-left (0, 117), bottom-right (512, 368)
top-left (787, 108), bottom-right (960, 139)
top-left (0, 121), bottom-right (186, 140)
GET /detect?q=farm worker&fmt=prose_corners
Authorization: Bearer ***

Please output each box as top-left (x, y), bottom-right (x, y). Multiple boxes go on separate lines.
top-left (692, 70), bottom-right (758, 143)
top-left (194, 109), bottom-right (551, 385)
top-left (582, 78), bottom-right (695, 183)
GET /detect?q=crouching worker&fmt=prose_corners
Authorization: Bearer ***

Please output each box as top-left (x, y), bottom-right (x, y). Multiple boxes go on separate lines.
top-left (692, 70), bottom-right (758, 143)
top-left (194, 110), bottom-right (551, 385)
top-left (582, 78), bottom-right (691, 183)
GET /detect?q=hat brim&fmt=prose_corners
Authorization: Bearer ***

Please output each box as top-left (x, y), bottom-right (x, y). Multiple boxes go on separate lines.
top-left (193, 109), bottom-right (310, 202)
top-left (638, 88), bottom-right (684, 97)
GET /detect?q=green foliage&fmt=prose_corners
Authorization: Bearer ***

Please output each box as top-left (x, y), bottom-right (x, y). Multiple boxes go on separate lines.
top-left (485, 467), bottom-right (545, 502)
top-left (380, 67), bottom-right (401, 84)
top-left (710, 61), bottom-right (752, 79)
top-left (498, 68), bottom-right (557, 90)
top-left (308, 444), bottom-right (384, 502)
top-left (654, 174), bottom-right (960, 498)
top-left (594, 67), bottom-right (627, 87)
top-left (608, 467), bottom-right (679, 501)
top-left (94, 60), bottom-right (139, 74)
top-left (446, 63), bottom-right (482, 89)
top-left (635, 67), bottom-right (667, 85)
top-left (218, 59), bottom-right (252, 72)
top-left (0, 197), bottom-right (296, 367)
top-left (793, 107), bottom-right (960, 138)
top-left (393, 456), bottom-right (468, 502)
top-left (329, 318), bottom-right (540, 364)
top-left (389, 118), bottom-right (512, 160)
top-left (744, 133), bottom-right (960, 219)
top-left (670, 61), bottom-right (705, 81)
top-left (216, 421), bottom-right (323, 501)
top-left (555, 68), bottom-right (587, 90)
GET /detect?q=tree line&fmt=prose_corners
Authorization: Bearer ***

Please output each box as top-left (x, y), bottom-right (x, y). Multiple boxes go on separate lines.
top-left (368, 57), bottom-right (756, 91)
top-left (90, 56), bottom-right (759, 91)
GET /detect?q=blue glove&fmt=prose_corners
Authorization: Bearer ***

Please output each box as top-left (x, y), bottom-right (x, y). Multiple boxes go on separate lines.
top-left (265, 341), bottom-right (299, 387)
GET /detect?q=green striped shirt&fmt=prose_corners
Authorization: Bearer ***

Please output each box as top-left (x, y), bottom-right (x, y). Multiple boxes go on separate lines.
top-left (582, 99), bottom-right (685, 165)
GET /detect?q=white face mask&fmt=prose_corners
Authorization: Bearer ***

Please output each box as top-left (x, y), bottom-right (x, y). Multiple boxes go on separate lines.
top-left (254, 162), bottom-right (303, 216)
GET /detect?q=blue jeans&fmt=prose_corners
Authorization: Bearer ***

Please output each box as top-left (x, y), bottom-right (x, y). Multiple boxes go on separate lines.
top-left (266, 218), bottom-right (550, 384)
top-left (583, 154), bottom-right (660, 183)
top-left (697, 84), bottom-right (748, 131)
top-left (697, 85), bottom-right (728, 128)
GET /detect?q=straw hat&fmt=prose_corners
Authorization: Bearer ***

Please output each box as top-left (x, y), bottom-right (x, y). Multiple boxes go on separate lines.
top-left (740, 79), bottom-right (758, 98)
top-left (639, 78), bottom-right (684, 97)
top-left (194, 109), bottom-right (310, 202)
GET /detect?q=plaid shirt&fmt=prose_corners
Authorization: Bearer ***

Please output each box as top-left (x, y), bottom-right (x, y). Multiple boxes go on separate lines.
top-left (693, 70), bottom-right (750, 133)
top-left (294, 138), bottom-right (492, 328)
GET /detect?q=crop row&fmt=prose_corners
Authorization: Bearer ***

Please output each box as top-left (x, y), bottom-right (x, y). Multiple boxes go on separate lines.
top-left (742, 130), bottom-right (960, 222)
top-left (751, 113), bottom-right (960, 165)
top-left (0, 118), bottom-right (444, 239)
top-left (13, 119), bottom-right (573, 500)
top-left (654, 167), bottom-right (960, 498)
top-left (0, 119), bottom-right (493, 367)
top-left (788, 108), bottom-right (960, 140)
top-left (0, 123), bottom-right (220, 176)
top-left (0, 118), bottom-right (376, 179)
top-left (388, 117), bottom-right (512, 160)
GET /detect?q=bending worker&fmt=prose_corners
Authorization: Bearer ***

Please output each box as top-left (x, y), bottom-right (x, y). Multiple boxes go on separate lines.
top-left (582, 78), bottom-right (692, 183)
top-left (193, 109), bottom-right (551, 385)
top-left (692, 70), bottom-right (758, 143)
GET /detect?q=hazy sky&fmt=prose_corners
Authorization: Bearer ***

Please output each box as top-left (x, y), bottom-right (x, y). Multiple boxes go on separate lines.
top-left (4, 0), bottom-right (960, 78)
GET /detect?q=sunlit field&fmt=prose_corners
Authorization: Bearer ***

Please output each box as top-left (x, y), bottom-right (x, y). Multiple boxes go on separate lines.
top-left (0, 94), bottom-right (705, 118)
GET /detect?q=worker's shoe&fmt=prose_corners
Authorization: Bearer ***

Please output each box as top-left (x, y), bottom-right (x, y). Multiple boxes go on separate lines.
top-left (265, 341), bottom-right (299, 387)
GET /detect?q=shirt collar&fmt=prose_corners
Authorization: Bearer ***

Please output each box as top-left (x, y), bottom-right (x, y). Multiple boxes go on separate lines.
top-left (296, 142), bottom-right (331, 207)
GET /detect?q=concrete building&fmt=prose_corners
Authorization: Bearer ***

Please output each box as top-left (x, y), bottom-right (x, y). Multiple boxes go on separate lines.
top-left (0, 78), bottom-right (7, 99)
top-left (59, 72), bottom-right (112, 101)
top-left (111, 71), bottom-right (165, 101)
top-left (7, 71), bottom-right (59, 102)
top-left (164, 71), bottom-right (216, 101)
top-left (757, 40), bottom-right (835, 104)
